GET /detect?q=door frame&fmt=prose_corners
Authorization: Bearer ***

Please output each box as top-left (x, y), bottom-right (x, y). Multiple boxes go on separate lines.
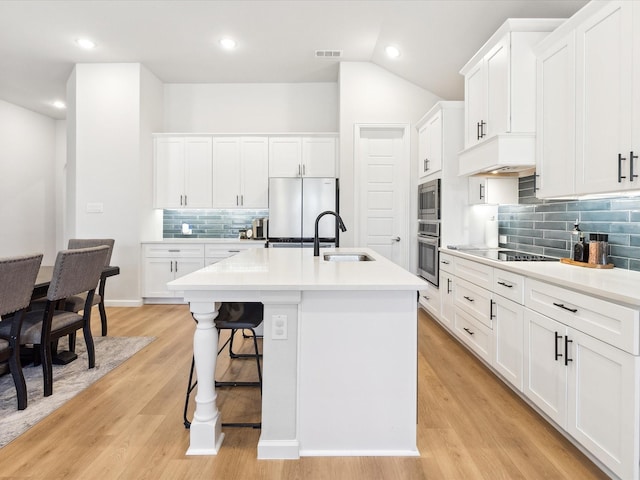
top-left (354, 123), bottom-right (411, 269)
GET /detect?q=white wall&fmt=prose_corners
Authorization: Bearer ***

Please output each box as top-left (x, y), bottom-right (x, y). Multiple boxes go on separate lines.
top-left (67, 63), bottom-right (163, 305)
top-left (338, 62), bottom-right (441, 268)
top-left (0, 99), bottom-right (57, 262)
top-left (163, 83), bottom-right (338, 133)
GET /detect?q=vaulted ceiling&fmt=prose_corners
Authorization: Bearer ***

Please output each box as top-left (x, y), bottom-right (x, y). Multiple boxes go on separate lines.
top-left (0, 0), bottom-right (588, 119)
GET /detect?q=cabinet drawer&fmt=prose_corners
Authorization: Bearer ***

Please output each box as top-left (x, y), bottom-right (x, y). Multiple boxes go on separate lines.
top-left (493, 268), bottom-right (525, 304)
top-left (439, 252), bottom-right (455, 274)
top-left (419, 282), bottom-right (441, 318)
top-left (455, 277), bottom-right (493, 329)
top-left (525, 278), bottom-right (640, 354)
top-left (205, 242), bottom-right (257, 257)
top-left (454, 308), bottom-right (492, 363)
top-left (455, 257), bottom-right (493, 290)
top-left (144, 244), bottom-right (204, 258)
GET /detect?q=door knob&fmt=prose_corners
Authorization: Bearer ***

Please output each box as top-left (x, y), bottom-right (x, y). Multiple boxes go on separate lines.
top-left (392, 236), bottom-right (401, 242)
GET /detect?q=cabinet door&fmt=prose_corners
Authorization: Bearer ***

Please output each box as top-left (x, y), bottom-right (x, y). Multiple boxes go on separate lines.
top-left (173, 258), bottom-right (205, 280)
top-left (493, 296), bottom-right (524, 391)
top-left (213, 138), bottom-right (242, 208)
top-left (143, 258), bottom-right (175, 297)
top-left (439, 271), bottom-right (455, 331)
top-left (464, 62), bottom-right (485, 148)
top-left (269, 137), bottom-right (302, 177)
top-left (575, 1), bottom-right (634, 194)
top-left (536, 33), bottom-right (576, 198)
top-left (523, 309), bottom-right (568, 428)
top-left (241, 137), bottom-right (269, 208)
top-left (567, 328), bottom-right (639, 480)
top-left (302, 137), bottom-right (336, 177)
top-left (485, 35), bottom-right (510, 138)
top-left (454, 277), bottom-right (492, 328)
top-left (417, 124), bottom-right (429, 178)
top-left (184, 137), bottom-right (213, 208)
top-left (419, 281), bottom-right (440, 319)
top-left (154, 137), bottom-right (185, 208)
top-left (424, 111), bottom-right (443, 175)
top-left (468, 176), bottom-right (486, 204)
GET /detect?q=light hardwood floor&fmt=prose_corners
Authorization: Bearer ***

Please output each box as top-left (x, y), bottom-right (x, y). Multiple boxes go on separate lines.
top-left (0, 305), bottom-right (608, 479)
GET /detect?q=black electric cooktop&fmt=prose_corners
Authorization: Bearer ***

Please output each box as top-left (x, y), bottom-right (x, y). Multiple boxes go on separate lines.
top-left (462, 249), bottom-right (558, 262)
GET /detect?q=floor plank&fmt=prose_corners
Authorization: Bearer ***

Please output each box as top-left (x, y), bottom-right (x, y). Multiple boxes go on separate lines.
top-left (0, 305), bottom-right (609, 479)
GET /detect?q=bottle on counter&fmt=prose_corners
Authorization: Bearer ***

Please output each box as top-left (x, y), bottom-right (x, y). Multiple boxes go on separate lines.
top-left (573, 232), bottom-right (587, 263)
top-left (570, 220), bottom-right (581, 261)
top-left (600, 234), bottom-right (609, 265)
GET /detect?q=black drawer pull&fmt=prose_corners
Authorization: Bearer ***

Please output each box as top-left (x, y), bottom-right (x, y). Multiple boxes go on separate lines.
top-left (554, 332), bottom-right (562, 361)
top-left (441, 260), bottom-right (450, 265)
top-left (463, 296), bottom-right (474, 302)
top-left (553, 302), bottom-right (578, 313)
top-left (228, 250), bottom-right (241, 253)
top-left (463, 327), bottom-right (475, 336)
top-left (168, 249), bottom-right (180, 252)
top-left (490, 299), bottom-right (495, 319)
top-left (447, 278), bottom-right (452, 294)
top-left (497, 281), bottom-right (513, 288)
top-left (422, 295), bottom-right (430, 301)
top-left (565, 337), bottom-right (573, 366)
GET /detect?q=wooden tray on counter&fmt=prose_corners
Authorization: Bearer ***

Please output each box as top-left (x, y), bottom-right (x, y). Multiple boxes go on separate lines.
top-left (560, 258), bottom-right (614, 269)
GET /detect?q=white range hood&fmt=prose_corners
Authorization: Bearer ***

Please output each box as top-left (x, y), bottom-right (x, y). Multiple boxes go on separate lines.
top-left (458, 133), bottom-right (535, 176)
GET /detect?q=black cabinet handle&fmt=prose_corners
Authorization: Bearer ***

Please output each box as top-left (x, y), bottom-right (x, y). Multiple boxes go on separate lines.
top-left (631, 151), bottom-right (638, 182)
top-left (175, 261), bottom-right (178, 273)
top-left (441, 260), bottom-right (450, 265)
top-left (497, 281), bottom-right (513, 288)
top-left (479, 183), bottom-right (485, 200)
top-left (463, 295), bottom-right (474, 302)
top-left (422, 295), bottom-right (430, 301)
top-left (555, 332), bottom-right (562, 361)
top-left (180, 194), bottom-right (183, 206)
top-left (534, 173), bottom-right (539, 191)
top-left (463, 327), bottom-right (475, 336)
top-left (170, 261), bottom-right (173, 273)
top-left (565, 337), bottom-right (573, 366)
top-left (184, 195), bottom-right (187, 206)
top-left (425, 158), bottom-right (430, 171)
top-left (476, 121), bottom-right (481, 140)
top-left (447, 278), bottom-right (452, 294)
top-left (618, 153), bottom-right (627, 182)
top-left (480, 120), bottom-right (486, 138)
top-left (490, 299), bottom-right (495, 319)
top-left (553, 302), bottom-right (578, 313)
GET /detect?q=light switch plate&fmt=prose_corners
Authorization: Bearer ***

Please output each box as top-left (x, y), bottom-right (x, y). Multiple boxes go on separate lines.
top-left (271, 314), bottom-right (288, 340)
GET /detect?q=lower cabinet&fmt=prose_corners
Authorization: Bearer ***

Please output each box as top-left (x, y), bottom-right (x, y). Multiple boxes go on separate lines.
top-left (524, 308), bottom-right (639, 480)
top-left (439, 270), bottom-right (455, 331)
top-left (142, 244), bottom-right (205, 299)
top-left (418, 281), bottom-right (441, 319)
top-left (493, 295), bottom-right (524, 391)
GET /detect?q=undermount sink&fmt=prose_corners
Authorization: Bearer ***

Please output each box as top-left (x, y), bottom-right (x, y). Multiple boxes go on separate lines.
top-left (323, 252), bottom-right (375, 262)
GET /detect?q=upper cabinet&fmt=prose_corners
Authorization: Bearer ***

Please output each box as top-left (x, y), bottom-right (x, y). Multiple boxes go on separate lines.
top-left (154, 136), bottom-right (213, 209)
top-left (535, 0), bottom-right (640, 198)
top-left (468, 176), bottom-right (518, 205)
top-left (269, 136), bottom-right (337, 178)
top-left (213, 137), bottom-right (269, 209)
top-left (417, 108), bottom-right (443, 178)
top-left (458, 19), bottom-right (564, 176)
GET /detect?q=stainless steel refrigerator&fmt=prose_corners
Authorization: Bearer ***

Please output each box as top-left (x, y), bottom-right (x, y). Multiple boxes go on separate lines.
top-left (268, 177), bottom-right (339, 247)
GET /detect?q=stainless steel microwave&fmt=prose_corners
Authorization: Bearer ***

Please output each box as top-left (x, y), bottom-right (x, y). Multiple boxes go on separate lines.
top-left (418, 179), bottom-right (440, 221)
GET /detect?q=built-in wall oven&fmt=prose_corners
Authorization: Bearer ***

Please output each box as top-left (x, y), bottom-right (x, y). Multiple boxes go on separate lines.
top-left (417, 178), bottom-right (441, 286)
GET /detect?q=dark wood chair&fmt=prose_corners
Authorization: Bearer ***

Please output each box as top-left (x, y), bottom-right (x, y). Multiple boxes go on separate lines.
top-left (17, 246), bottom-right (109, 397)
top-left (64, 239), bottom-right (115, 336)
top-left (183, 302), bottom-right (263, 429)
top-left (0, 253), bottom-right (43, 410)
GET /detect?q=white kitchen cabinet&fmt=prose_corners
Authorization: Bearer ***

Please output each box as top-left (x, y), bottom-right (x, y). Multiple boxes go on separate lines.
top-left (458, 19), bottom-right (563, 175)
top-left (468, 176), bottom-right (518, 205)
top-left (205, 241), bottom-right (262, 266)
top-left (213, 137), bottom-right (268, 208)
top-left (575, 0), bottom-right (637, 195)
top-left (269, 136), bottom-right (336, 178)
top-left (493, 295), bottom-right (524, 391)
top-left (439, 270), bottom-right (455, 331)
top-left (416, 109), bottom-right (443, 178)
top-left (154, 136), bottom-right (213, 209)
top-left (418, 281), bottom-right (440, 319)
top-left (535, 32), bottom-right (576, 198)
top-left (142, 244), bottom-right (205, 299)
top-left (454, 307), bottom-right (493, 364)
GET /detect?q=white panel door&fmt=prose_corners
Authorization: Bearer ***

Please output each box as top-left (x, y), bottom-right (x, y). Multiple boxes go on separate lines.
top-left (184, 137), bottom-right (213, 208)
top-left (464, 63), bottom-right (485, 148)
top-left (213, 137), bottom-right (241, 208)
top-left (240, 137), bottom-right (269, 208)
top-left (356, 126), bottom-right (409, 269)
top-left (485, 35), bottom-right (510, 137)
top-left (154, 137), bottom-right (185, 208)
top-left (493, 296), bottom-right (524, 391)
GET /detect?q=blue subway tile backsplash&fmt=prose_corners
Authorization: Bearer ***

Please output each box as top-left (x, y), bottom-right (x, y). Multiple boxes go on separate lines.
top-left (163, 209), bottom-right (269, 239)
top-left (498, 175), bottom-right (640, 271)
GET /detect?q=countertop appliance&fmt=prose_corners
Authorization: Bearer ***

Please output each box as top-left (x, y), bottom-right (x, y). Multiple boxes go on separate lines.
top-left (268, 177), bottom-right (339, 247)
top-left (252, 218), bottom-right (267, 240)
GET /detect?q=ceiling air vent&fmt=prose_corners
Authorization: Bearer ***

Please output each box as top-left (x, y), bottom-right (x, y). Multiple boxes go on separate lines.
top-left (315, 50), bottom-right (343, 59)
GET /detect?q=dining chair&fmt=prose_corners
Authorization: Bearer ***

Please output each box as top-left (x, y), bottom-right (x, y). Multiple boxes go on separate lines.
top-left (0, 253), bottom-right (43, 410)
top-left (183, 302), bottom-right (263, 429)
top-left (17, 246), bottom-right (109, 397)
top-left (65, 239), bottom-right (115, 336)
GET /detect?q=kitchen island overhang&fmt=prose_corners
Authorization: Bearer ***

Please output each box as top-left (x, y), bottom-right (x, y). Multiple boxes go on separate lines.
top-left (168, 247), bottom-right (427, 459)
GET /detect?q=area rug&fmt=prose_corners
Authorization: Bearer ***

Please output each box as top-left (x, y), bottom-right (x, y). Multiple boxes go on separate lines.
top-left (0, 335), bottom-right (155, 448)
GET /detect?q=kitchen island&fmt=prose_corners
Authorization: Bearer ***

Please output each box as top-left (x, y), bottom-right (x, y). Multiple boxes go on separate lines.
top-left (168, 247), bottom-right (427, 459)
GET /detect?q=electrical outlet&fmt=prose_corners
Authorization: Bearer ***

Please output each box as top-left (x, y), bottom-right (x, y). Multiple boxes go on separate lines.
top-left (271, 314), bottom-right (288, 340)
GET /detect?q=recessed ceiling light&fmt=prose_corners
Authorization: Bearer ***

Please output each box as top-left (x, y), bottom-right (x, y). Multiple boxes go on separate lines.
top-left (219, 37), bottom-right (237, 50)
top-left (52, 100), bottom-right (66, 109)
top-left (385, 45), bottom-right (401, 59)
top-left (76, 38), bottom-right (96, 49)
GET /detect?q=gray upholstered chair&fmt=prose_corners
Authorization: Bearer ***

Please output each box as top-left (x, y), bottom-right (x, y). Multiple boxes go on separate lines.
top-left (18, 246), bottom-right (109, 397)
top-left (183, 302), bottom-right (263, 429)
top-left (0, 253), bottom-right (43, 410)
top-left (64, 239), bottom-right (114, 336)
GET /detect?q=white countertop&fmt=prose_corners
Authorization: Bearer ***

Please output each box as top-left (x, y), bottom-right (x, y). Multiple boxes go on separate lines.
top-left (168, 247), bottom-right (427, 291)
top-left (441, 248), bottom-right (640, 308)
top-left (141, 238), bottom-right (266, 244)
